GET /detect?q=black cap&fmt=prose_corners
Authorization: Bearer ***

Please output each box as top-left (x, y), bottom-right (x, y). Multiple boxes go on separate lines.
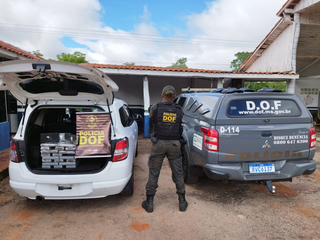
top-left (162, 85), bottom-right (176, 98)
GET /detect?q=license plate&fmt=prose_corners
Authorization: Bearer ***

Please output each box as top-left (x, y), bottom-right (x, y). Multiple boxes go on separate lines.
top-left (249, 163), bottom-right (275, 173)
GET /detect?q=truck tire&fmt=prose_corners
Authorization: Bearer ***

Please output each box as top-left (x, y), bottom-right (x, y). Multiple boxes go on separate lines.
top-left (182, 144), bottom-right (199, 184)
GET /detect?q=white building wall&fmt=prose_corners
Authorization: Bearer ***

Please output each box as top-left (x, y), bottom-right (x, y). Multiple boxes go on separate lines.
top-left (295, 78), bottom-right (320, 109)
top-left (294, 0), bottom-right (320, 12)
top-left (108, 75), bottom-right (222, 107)
top-left (246, 24), bottom-right (295, 72)
top-left (110, 75), bottom-right (192, 106)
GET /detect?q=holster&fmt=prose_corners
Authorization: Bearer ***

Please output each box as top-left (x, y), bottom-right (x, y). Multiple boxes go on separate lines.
top-left (151, 133), bottom-right (158, 143)
top-left (180, 138), bottom-right (186, 146)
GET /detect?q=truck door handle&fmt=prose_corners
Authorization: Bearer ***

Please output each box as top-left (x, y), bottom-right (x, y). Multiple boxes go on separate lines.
top-left (261, 131), bottom-right (272, 137)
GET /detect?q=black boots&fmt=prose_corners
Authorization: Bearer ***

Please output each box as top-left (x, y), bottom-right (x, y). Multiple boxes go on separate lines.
top-left (142, 195), bottom-right (154, 213)
top-left (142, 193), bottom-right (188, 212)
top-left (178, 193), bottom-right (188, 211)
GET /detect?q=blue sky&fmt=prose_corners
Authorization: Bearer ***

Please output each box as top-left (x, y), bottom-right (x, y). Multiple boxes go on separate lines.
top-left (61, 0), bottom-right (209, 55)
top-left (100, 0), bottom-right (207, 34)
top-left (0, 0), bottom-right (285, 70)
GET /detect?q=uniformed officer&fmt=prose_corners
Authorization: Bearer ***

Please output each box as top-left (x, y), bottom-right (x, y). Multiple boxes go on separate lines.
top-left (142, 85), bottom-right (188, 213)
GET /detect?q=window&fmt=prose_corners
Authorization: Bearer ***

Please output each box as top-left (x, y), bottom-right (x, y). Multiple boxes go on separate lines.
top-left (227, 99), bottom-right (301, 117)
top-left (119, 105), bottom-right (134, 127)
top-left (184, 96), bottom-right (212, 115)
top-left (174, 96), bottom-right (186, 107)
top-left (19, 78), bottom-right (104, 95)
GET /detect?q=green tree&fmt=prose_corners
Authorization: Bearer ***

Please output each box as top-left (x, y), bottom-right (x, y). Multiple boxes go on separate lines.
top-left (230, 52), bottom-right (251, 71)
top-left (168, 57), bottom-right (188, 68)
top-left (233, 51), bottom-right (287, 92)
top-left (245, 81), bottom-right (286, 92)
top-left (57, 51), bottom-right (88, 63)
top-left (123, 62), bottom-right (135, 66)
top-left (31, 50), bottom-right (43, 57)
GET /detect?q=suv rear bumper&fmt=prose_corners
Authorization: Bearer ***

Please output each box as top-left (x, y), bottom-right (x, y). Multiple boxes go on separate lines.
top-left (10, 176), bottom-right (130, 200)
top-left (9, 160), bottom-right (132, 200)
top-left (203, 160), bottom-right (316, 181)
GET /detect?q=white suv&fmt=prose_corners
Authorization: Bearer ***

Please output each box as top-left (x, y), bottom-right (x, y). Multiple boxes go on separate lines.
top-left (0, 60), bottom-right (139, 200)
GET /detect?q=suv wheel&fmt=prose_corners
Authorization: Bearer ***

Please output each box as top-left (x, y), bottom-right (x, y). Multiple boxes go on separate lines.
top-left (182, 144), bottom-right (199, 184)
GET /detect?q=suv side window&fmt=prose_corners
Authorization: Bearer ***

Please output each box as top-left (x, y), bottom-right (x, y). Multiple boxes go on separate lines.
top-left (184, 96), bottom-right (210, 115)
top-left (174, 96), bottom-right (187, 107)
top-left (119, 105), bottom-right (134, 127)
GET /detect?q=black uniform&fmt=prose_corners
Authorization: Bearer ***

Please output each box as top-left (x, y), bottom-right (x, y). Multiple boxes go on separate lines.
top-left (145, 101), bottom-right (185, 196)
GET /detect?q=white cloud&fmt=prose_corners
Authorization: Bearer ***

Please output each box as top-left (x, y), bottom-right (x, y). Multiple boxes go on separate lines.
top-left (182, 0), bottom-right (284, 69)
top-left (0, 0), bottom-right (102, 59)
top-left (139, 5), bottom-right (152, 22)
top-left (186, 0), bottom-right (282, 41)
top-left (0, 0), bottom-right (285, 70)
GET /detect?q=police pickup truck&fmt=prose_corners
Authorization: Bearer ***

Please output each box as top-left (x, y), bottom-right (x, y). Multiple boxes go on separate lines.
top-left (174, 88), bottom-right (317, 193)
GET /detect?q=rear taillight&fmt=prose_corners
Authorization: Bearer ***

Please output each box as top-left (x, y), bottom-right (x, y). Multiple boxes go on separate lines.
top-left (310, 127), bottom-right (316, 148)
top-left (200, 127), bottom-right (219, 152)
top-left (113, 138), bottom-right (129, 162)
top-left (9, 141), bottom-right (19, 162)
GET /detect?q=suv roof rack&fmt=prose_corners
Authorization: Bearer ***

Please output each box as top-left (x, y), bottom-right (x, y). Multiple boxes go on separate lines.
top-left (211, 87), bottom-right (255, 94)
top-left (184, 87), bottom-right (281, 94)
top-left (211, 88), bottom-right (225, 93)
top-left (257, 88), bottom-right (282, 92)
top-left (239, 88), bottom-right (255, 92)
top-left (222, 88), bottom-right (243, 94)
top-left (183, 87), bottom-right (216, 93)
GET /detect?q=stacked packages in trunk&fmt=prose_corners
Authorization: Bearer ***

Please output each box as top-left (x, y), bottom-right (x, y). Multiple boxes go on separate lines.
top-left (40, 133), bottom-right (77, 169)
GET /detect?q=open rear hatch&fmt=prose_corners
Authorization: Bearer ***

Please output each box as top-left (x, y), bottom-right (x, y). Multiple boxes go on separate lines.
top-left (0, 59), bottom-right (118, 104)
top-left (1, 60), bottom-right (121, 174)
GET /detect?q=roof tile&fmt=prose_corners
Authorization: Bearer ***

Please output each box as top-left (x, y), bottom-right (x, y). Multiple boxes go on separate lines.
top-left (82, 63), bottom-right (297, 75)
top-left (0, 40), bottom-right (42, 59)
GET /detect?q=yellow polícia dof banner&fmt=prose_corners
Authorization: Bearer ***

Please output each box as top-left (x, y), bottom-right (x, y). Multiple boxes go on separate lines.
top-left (76, 112), bottom-right (111, 156)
